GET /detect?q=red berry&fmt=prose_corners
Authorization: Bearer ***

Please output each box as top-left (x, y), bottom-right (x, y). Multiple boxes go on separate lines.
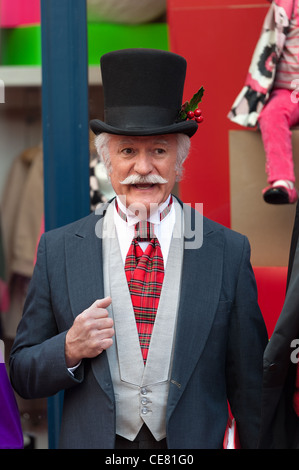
top-left (187, 111), bottom-right (194, 119)
top-left (196, 116), bottom-right (203, 123)
top-left (194, 108), bottom-right (202, 117)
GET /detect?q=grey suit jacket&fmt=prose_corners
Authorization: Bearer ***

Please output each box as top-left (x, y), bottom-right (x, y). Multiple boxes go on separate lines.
top-left (10, 199), bottom-right (268, 449)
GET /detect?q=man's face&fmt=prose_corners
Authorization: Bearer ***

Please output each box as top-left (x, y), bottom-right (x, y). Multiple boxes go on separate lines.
top-left (107, 134), bottom-right (178, 216)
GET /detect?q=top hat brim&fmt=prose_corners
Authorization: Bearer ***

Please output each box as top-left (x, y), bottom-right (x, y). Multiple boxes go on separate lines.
top-left (90, 118), bottom-right (198, 138)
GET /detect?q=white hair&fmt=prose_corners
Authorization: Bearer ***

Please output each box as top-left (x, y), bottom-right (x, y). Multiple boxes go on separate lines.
top-left (94, 132), bottom-right (191, 182)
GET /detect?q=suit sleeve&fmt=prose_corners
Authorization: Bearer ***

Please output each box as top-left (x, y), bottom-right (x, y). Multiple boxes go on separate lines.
top-left (226, 235), bottom-right (268, 448)
top-left (9, 234), bottom-right (83, 399)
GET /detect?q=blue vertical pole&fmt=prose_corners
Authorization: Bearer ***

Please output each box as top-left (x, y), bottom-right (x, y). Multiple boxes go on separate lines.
top-left (40, 0), bottom-right (90, 448)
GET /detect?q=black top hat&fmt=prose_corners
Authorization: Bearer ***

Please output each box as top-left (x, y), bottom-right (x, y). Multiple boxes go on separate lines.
top-left (90, 48), bottom-right (198, 137)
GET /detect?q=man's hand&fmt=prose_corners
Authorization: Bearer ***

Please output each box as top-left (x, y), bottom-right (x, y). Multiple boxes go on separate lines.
top-left (65, 297), bottom-right (114, 368)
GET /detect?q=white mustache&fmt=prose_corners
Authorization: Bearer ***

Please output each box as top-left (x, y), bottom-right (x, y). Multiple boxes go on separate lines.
top-left (120, 174), bottom-right (168, 185)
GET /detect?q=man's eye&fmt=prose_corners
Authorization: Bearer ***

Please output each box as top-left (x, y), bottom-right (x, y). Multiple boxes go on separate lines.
top-left (122, 148), bottom-right (134, 155)
top-left (155, 148), bottom-right (166, 154)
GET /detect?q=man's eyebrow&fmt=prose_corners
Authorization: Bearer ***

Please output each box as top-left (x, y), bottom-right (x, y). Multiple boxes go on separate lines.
top-left (117, 137), bottom-right (172, 146)
top-left (153, 139), bottom-right (169, 145)
top-left (118, 139), bottom-right (135, 145)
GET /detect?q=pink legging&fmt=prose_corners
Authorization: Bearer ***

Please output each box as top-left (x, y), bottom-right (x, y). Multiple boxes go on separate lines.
top-left (258, 88), bottom-right (299, 184)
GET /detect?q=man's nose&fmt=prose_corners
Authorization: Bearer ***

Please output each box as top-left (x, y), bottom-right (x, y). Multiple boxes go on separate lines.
top-left (134, 152), bottom-right (153, 175)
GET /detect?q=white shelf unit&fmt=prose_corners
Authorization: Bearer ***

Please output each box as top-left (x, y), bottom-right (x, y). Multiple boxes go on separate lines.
top-left (0, 66), bottom-right (102, 87)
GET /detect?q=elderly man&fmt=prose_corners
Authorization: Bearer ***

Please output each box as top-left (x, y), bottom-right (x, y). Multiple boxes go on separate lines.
top-left (10, 48), bottom-right (268, 449)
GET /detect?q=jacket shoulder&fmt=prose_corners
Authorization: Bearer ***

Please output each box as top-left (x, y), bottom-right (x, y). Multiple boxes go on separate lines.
top-left (203, 214), bottom-right (247, 244)
top-left (177, 196), bottom-right (247, 245)
top-left (43, 202), bottom-right (110, 241)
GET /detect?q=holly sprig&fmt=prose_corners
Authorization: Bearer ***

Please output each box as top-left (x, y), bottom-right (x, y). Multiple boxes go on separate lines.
top-left (178, 86), bottom-right (205, 121)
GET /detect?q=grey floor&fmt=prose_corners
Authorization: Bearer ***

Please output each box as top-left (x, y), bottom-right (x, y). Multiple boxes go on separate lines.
top-left (18, 397), bottom-right (48, 449)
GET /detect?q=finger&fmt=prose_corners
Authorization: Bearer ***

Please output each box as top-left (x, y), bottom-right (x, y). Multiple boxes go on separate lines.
top-left (87, 297), bottom-right (112, 318)
top-left (90, 327), bottom-right (115, 353)
top-left (99, 337), bottom-right (113, 351)
top-left (98, 326), bottom-right (115, 340)
top-left (93, 296), bottom-right (112, 309)
top-left (95, 317), bottom-right (114, 330)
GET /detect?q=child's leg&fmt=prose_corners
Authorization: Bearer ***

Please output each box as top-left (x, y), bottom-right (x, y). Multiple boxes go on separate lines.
top-left (258, 88), bottom-right (299, 184)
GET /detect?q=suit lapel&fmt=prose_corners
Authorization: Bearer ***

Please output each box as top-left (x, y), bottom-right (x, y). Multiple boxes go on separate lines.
top-left (65, 214), bottom-right (105, 317)
top-left (64, 206), bottom-right (114, 403)
top-left (168, 214), bottom-right (224, 411)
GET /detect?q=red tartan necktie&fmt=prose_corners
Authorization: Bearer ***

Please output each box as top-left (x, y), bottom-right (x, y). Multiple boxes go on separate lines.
top-left (115, 197), bottom-right (172, 363)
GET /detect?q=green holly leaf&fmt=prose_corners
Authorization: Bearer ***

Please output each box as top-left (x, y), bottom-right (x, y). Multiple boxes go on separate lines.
top-left (188, 86), bottom-right (204, 111)
top-left (178, 86), bottom-right (205, 121)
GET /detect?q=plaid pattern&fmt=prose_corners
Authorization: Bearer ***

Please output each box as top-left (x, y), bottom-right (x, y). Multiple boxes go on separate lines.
top-left (115, 197), bottom-right (173, 364)
top-left (134, 220), bottom-right (155, 241)
top-left (125, 231), bottom-right (164, 363)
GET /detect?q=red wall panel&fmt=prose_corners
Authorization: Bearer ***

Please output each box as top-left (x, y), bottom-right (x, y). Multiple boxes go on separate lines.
top-left (168, 1), bottom-right (287, 337)
top-left (168, 0), bottom-right (269, 226)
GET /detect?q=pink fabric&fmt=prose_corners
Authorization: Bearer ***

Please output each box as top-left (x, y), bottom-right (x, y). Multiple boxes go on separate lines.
top-left (258, 88), bottom-right (299, 183)
top-left (274, 1), bottom-right (299, 89)
top-left (0, 0), bottom-right (40, 27)
top-left (0, 279), bottom-right (10, 312)
top-left (277, 0), bottom-right (297, 16)
top-left (245, 74), bottom-right (269, 95)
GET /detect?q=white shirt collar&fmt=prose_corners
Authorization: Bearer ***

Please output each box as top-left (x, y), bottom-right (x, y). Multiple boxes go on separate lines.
top-left (115, 195), bottom-right (171, 226)
top-left (113, 195), bottom-right (175, 264)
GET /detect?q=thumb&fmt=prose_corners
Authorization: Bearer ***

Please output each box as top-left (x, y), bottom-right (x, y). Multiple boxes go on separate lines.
top-left (94, 296), bottom-right (112, 309)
